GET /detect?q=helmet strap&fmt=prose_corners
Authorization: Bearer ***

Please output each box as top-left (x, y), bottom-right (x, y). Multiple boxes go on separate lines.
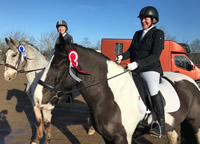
top-left (148, 17), bottom-right (154, 28)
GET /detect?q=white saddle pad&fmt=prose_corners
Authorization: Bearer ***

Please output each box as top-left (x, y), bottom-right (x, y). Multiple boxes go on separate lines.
top-left (137, 77), bottom-right (180, 114)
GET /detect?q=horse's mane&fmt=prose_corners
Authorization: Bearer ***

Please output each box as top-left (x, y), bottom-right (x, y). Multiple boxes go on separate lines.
top-left (72, 43), bottom-right (110, 60)
top-left (20, 40), bottom-right (40, 51)
top-left (57, 35), bottom-right (111, 60)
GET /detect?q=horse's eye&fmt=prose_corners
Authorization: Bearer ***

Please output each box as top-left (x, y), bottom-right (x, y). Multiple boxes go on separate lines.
top-left (12, 54), bottom-right (17, 57)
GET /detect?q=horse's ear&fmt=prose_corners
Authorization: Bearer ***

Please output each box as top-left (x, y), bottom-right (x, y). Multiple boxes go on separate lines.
top-left (6, 38), bottom-right (18, 52)
top-left (56, 34), bottom-right (72, 52)
top-left (59, 33), bottom-right (65, 45)
top-left (10, 38), bottom-right (19, 47)
top-left (5, 37), bottom-right (9, 45)
top-left (58, 34), bottom-right (66, 50)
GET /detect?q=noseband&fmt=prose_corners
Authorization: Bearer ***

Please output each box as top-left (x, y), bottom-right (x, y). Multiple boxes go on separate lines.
top-left (4, 51), bottom-right (26, 73)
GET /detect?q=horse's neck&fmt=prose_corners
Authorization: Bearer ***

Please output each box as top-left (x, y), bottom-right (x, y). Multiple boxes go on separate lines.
top-left (25, 47), bottom-right (48, 84)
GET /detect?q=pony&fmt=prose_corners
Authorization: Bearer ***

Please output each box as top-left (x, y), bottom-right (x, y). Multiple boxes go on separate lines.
top-left (34, 35), bottom-right (200, 144)
top-left (4, 38), bottom-right (52, 144)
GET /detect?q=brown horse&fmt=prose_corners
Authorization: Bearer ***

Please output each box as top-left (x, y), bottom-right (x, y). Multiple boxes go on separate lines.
top-left (34, 35), bottom-right (200, 144)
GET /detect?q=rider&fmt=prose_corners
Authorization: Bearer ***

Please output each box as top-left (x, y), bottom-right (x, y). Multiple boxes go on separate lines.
top-left (55, 20), bottom-right (74, 103)
top-left (116, 6), bottom-right (165, 137)
top-left (55, 20), bottom-right (73, 44)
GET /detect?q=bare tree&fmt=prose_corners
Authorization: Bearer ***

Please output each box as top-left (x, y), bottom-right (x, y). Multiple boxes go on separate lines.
top-left (94, 40), bottom-right (101, 50)
top-left (159, 25), bottom-right (176, 41)
top-left (3, 30), bottom-right (36, 44)
top-left (190, 39), bottom-right (200, 53)
top-left (81, 37), bottom-right (92, 48)
top-left (0, 30), bottom-right (36, 62)
top-left (38, 30), bottom-right (57, 56)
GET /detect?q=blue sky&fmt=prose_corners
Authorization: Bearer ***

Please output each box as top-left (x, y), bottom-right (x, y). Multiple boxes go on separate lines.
top-left (0, 0), bottom-right (199, 46)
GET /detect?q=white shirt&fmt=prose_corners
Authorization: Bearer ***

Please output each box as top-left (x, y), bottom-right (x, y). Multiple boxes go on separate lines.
top-left (141, 25), bottom-right (155, 40)
top-left (62, 32), bottom-right (67, 37)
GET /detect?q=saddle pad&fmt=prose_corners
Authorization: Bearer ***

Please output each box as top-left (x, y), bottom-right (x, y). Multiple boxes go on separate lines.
top-left (137, 78), bottom-right (180, 114)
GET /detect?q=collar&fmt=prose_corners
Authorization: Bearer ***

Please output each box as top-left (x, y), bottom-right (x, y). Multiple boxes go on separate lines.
top-left (143, 25), bottom-right (155, 34)
top-left (62, 32), bottom-right (67, 37)
top-left (141, 25), bottom-right (155, 40)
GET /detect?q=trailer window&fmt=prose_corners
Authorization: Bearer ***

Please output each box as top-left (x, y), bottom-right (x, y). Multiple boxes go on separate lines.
top-left (174, 56), bottom-right (193, 71)
top-left (115, 43), bottom-right (123, 55)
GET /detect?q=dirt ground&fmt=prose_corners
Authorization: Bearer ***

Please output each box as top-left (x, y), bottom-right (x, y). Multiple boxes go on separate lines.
top-left (0, 65), bottom-right (178, 144)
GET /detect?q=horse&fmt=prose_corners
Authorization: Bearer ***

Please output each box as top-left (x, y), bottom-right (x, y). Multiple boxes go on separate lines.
top-left (4, 38), bottom-right (53, 144)
top-left (34, 34), bottom-right (200, 144)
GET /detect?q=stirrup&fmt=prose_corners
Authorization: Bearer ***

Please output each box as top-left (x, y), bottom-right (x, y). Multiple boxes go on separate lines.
top-left (150, 120), bottom-right (162, 138)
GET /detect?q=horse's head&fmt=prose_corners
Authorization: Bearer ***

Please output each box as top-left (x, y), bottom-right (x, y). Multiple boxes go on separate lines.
top-left (34, 34), bottom-right (76, 109)
top-left (4, 38), bottom-right (27, 81)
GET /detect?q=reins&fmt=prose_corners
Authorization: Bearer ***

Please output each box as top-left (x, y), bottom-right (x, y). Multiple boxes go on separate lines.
top-left (39, 69), bottom-right (129, 95)
top-left (38, 48), bottom-right (130, 104)
top-left (18, 68), bottom-right (45, 73)
top-left (38, 64), bottom-right (130, 105)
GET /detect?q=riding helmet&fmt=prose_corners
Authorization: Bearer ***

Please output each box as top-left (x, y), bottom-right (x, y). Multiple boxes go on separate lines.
top-left (138, 6), bottom-right (159, 23)
top-left (56, 20), bottom-right (68, 30)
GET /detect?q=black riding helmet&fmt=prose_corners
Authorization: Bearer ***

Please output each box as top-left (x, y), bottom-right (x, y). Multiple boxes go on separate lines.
top-left (56, 20), bottom-right (68, 30)
top-left (138, 6), bottom-right (159, 24)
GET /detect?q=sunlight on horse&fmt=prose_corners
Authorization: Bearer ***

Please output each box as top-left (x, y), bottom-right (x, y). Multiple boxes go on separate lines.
top-left (34, 35), bottom-right (200, 144)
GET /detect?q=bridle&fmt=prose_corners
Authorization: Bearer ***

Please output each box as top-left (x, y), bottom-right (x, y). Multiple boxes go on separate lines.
top-left (4, 50), bottom-right (24, 72)
top-left (4, 44), bottom-right (45, 74)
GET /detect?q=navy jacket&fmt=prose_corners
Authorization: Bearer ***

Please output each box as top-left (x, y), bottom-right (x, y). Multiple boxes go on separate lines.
top-left (122, 27), bottom-right (164, 75)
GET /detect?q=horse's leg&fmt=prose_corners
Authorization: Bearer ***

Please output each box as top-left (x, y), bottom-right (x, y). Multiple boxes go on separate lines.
top-left (113, 134), bottom-right (128, 144)
top-left (167, 124), bottom-right (181, 144)
top-left (167, 130), bottom-right (179, 144)
top-left (87, 116), bottom-right (95, 135)
top-left (42, 109), bottom-right (52, 144)
top-left (195, 129), bottom-right (200, 144)
top-left (32, 106), bottom-right (43, 144)
top-left (103, 135), bottom-right (128, 144)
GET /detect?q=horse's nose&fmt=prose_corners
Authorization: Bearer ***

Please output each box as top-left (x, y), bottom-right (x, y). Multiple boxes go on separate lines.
top-left (4, 71), bottom-right (17, 81)
top-left (4, 74), bottom-right (12, 81)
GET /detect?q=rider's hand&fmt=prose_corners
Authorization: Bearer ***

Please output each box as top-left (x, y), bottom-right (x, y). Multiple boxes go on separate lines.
top-left (127, 62), bottom-right (138, 71)
top-left (115, 55), bottom-right (123, 64)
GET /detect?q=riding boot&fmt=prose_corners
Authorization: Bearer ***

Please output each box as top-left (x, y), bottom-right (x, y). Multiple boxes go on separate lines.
top-left (149, 91), bottom-right (165, 137)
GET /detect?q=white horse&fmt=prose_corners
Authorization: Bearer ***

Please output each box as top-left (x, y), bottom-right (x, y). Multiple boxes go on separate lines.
top-left (4, 38), bottom-right (52, 144)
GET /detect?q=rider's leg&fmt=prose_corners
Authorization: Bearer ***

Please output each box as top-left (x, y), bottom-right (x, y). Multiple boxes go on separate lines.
top-left (140, 71), bottom-right (165, 137)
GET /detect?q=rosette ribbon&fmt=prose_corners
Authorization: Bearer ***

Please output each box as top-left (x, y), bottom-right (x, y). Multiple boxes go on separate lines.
top-left (18, 45), bottom-right (32, 60)
top-left (68, 50), bottom-right (92, 82)
top-left (17, 45), bottom-right (32, 69)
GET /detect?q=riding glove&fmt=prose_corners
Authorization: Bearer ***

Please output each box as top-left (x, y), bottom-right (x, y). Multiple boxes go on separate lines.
top-left (115, 55), bottom-right (123, 64)
top-left (127, 62), bottom-right (138, 71)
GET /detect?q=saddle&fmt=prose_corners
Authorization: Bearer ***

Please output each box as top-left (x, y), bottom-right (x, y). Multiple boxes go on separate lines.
top-left (132, 73), bottom-right (165, 113)
top-left (131, 72), bottom-right (180, 138)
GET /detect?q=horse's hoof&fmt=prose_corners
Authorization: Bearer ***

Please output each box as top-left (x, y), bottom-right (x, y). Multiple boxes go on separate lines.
top-left (88, 128), bottom-right (95, 135)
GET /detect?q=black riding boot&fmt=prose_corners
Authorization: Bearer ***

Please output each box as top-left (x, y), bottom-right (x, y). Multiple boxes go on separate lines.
top-left (149, 91), bottom-right (165, 137)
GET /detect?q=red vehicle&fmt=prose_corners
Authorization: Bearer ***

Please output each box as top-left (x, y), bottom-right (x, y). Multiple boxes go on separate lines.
top-left (101, 38), bottom-right (200, 86)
